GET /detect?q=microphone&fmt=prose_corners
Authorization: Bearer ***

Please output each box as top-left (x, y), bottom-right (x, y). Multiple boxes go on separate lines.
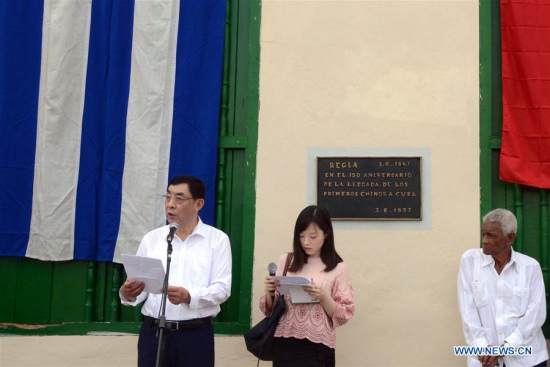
top-left (267, 263), bottom-right (277, 298)
top-left (167, 223), bottom-right (180, 244)
top-left (267, 263), bottom-right (277, 277)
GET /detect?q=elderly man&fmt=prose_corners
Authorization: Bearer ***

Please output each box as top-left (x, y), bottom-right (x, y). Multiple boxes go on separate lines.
top-left (458, 208), bottom-right (548, 367)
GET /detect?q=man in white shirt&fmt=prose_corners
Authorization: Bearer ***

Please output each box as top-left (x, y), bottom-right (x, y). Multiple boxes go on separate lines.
top-left (458, 208), bottom-right (548, 367)
top-left (120, 175), bottom-right (232, 367)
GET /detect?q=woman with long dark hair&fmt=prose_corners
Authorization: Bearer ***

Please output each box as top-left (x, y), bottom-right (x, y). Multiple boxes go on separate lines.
top-left (260, 205), bottom-right (355, 367)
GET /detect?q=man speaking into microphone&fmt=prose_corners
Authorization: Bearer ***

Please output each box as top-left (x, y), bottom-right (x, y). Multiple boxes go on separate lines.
top-left (120, 175), bottom-right (232, 367)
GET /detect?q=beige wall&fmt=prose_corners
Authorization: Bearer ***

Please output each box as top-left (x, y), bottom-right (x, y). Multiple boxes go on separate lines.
top-left (253, 0), bottom-right (479, 366)
top-left (0, 1), bottom-right (479, 366)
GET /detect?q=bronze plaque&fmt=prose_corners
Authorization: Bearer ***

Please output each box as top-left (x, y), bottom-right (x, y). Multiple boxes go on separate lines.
top-left (317, 157), bottom-right (422, 220)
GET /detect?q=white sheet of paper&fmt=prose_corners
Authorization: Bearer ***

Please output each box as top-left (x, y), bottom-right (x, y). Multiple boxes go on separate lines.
top-left (121, 254), bottom-right (165, 294)
top-left (273, 276), bottom-right (319, 304)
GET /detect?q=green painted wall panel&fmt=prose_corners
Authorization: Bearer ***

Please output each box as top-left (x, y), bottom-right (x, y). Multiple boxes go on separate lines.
top-left (50, 261), bottom-right (88, 323)
top-left (94, 262), bottom-right (107, 322)
top-left (224, 149), bottom-right (247, 322)
top-left (0, 258), bottom-right (19, 322)
top-left (103, 263), bottom-right (115, 322)
top-left (12, 258), bottom-right (52, 324)
top-left (522, 187), bottom-right (542, 259)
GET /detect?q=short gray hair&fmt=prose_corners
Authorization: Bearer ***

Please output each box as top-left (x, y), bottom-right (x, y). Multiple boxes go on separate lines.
top-left (482, 208), bottom-right (517, 235)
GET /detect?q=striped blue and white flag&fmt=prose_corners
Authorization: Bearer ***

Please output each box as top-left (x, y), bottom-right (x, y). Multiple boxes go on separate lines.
top-left (0, 0), bottom-right (226, 262)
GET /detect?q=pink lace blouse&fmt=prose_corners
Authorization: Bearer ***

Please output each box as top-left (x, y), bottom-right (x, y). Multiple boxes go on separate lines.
top-left (259, 253), bottom-right (354, 349)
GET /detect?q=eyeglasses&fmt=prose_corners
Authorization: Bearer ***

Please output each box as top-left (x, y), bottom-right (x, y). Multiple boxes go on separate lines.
top-left (162, 194), bottom-right (194, 205)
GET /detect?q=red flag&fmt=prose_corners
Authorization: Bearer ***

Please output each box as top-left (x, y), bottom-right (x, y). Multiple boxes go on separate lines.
top-left (500, 0), bottom-right (550, 188)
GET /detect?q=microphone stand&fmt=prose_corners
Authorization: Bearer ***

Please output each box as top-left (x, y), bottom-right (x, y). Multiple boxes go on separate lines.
top-left (155, 239), bottom-right (173, 367)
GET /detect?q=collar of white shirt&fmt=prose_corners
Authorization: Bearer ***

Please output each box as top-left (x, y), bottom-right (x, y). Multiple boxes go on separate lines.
top-left (480, 248), bottom-right (521, 273)
top-left (175, 217), bottom-right (208, 242)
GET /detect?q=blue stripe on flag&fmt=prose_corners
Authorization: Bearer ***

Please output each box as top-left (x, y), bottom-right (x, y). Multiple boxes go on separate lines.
top-left (169, 0), bottom-right (227, 226)
top-left (74, 0), bottom-right (135, 261)
top-left (0, 1), bottom-right (43, 257)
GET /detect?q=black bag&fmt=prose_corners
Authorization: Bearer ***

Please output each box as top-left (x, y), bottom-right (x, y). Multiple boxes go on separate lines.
top-left (243, 294), bottom-right (286, 360)
top-left (244, 253), bottom-right (293, 361)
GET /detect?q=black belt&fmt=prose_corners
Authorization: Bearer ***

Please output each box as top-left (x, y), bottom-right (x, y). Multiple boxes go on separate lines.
top-left (143, 316), bottom-right (212, 331)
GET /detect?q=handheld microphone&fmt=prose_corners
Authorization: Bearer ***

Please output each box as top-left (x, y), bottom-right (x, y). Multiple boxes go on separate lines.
top-left (267, 263), bottom-right (277, 298)
top-left (167, 223), bottom-right (180, 244)
top-left (267, 263), bottom-right (277, 277)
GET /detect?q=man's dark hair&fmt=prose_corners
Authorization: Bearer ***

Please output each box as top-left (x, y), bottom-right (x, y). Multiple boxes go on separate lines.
top-left (167, 175), bottom-right (206, 199)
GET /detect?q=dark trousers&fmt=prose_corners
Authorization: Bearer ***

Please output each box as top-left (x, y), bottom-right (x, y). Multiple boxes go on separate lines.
top-left (273, 336), bottom-right (335, 367)
top-left (137, 321), bottom-right (214, 367)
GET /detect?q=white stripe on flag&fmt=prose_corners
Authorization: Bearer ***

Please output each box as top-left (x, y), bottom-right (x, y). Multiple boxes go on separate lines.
top-left (114, 0), bottom-right (180, 262)
top-left (27, 0), bottom-right (92, 261)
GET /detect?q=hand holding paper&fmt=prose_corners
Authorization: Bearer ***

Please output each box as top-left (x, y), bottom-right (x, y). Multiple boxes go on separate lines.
top-left (272, 276), bottom-right (319, 304)
top-left (121, 279), bottom-right (145, 301)
top-left (302, 279), bottom-right (328, 303)
top-left (121, 254), bottom-right (166, 295)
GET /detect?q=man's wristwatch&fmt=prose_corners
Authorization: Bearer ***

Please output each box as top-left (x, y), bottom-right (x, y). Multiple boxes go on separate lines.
top-left (502, 341), bottom-right (511, 348)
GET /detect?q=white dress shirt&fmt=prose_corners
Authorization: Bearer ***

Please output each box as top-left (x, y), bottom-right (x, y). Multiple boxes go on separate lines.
top-left (120, 218), bottom-right (232, 320)
top-left (457, 248), bottom-right (548, 367)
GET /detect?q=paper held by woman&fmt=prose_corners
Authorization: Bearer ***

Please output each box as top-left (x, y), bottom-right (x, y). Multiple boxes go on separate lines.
top-left (272, 276), bottom-right (319, 304)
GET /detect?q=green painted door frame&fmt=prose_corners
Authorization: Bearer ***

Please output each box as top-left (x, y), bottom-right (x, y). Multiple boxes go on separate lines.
top-left (479, 0), bottom-right (550, 334)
